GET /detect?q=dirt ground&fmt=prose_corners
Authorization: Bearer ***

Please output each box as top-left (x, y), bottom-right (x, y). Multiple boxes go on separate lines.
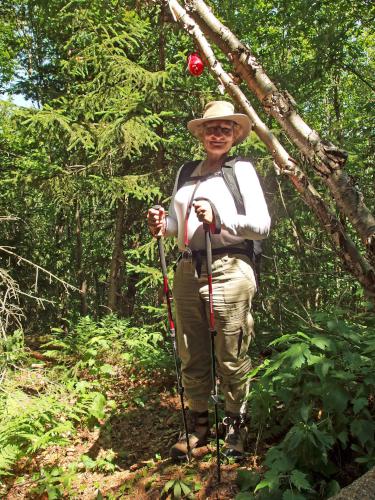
top-left (3, 367), bottom-right (262, 499)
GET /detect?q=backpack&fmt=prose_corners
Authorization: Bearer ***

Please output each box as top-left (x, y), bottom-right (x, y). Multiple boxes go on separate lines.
top-left (176, 156), bottom-right (263, 285)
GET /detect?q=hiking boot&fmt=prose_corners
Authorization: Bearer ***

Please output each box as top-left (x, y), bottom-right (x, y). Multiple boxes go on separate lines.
top-left (222, 412), bottom-right (248, 460)
top-left (169, 410), bottom-right (209, 461)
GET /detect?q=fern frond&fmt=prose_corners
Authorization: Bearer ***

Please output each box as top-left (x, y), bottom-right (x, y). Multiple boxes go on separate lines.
top-left (0, 444), bottom-right (20, 477)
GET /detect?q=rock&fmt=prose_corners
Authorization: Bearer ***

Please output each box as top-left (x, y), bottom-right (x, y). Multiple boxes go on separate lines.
top-left (332, 467), bottom-right (375, 499)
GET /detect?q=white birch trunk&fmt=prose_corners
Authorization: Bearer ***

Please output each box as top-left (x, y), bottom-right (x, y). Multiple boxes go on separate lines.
top-left (184, 0), bottom-right (375, 262)
top-left (168, 0), bottom-right (375, 301)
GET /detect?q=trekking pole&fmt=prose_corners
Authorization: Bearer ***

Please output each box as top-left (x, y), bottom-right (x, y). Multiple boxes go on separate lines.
top-left (204, 223), bottom-right (221, 483)
top-left (152, 205), bottom-right (191, 461)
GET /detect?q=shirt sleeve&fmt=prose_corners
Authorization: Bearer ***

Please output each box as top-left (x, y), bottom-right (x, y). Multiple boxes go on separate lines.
top-left (219, 160), bottom-right (271, 240)
top-left (164, 165), bottom-right (182, 237)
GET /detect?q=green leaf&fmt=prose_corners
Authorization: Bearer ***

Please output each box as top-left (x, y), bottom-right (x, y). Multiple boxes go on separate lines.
top-left (264, 447), bottom-right (294, 473)
top-left (162, 479), bottom-right (174, 493)
top-left (282, 490), bottom-right (306, 500)
top-left (322, 384), bottom-right (350, 413)
top-left (314, 358), bottom-right (334, 380)
top-left (353, 397), bottom-right (368, 414)
top-left (309, 336), bottom-right (335, 351)
top-left (337, 430), bottom-right (348, 446)
top-left (237, 470), bottom-right (260, 491)
top-left (351, 419), bottom-right (375, 446)
top-left (304, 353), bottom-right (322, 366)
top-left (174, 481), bottom-right (182, 498)
top-left (254, 479), bottom-right (272, 493)
top-left (0, 444), bottom-right (20, 476)
top-left (300, 404), bottom-right (311, 423)
top-left (180, 481), bottom-right (192, 495)
top-left (99, 363), bottom-right (115, 375)
top-left (290, 470), bottom-right (312, 491)
top-left (326, 480), bottom-right (341, 497)
top-left (287, 343), bottom-right (311, 369)
top-left (89, 393), bottom-right (106, 420)
top-left (80, 454), bottom-right (96, 470)
top-left (46, 485), bottom-right (61, 499)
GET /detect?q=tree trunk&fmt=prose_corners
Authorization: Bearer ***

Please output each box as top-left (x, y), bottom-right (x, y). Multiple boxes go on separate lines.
top-left (182, 0), bottom-right (375, 258)
top-left (167, 0), bottom-right (375, 301)
top-left (124, 272), bottom-right (138, 317)
top-left (107, 199), bottom-right (126, 313)
top-left (75, 201), bottom-right (88, 315)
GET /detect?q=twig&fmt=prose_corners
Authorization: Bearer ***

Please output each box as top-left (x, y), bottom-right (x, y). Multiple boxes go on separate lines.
top-left (280, 304), bottom-right (322, 329)
top-left (17, 289), bottom-right (55, 306)
top-left (0, 216), bottom-right (19, 222)
top-left (0, 246), bottom-right (79, 292)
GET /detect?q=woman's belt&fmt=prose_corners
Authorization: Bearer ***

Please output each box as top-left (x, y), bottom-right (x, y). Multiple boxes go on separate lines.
top-left (178, 246), bottom-right (250, 277)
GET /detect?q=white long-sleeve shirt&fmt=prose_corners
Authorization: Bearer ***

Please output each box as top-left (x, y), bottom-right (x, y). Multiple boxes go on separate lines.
top-left (166, 159), bottom-right (271, 251)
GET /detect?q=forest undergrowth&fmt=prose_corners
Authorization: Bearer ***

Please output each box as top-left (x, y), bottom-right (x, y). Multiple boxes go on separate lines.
top-left (1, 309), bottom-right (374, 499)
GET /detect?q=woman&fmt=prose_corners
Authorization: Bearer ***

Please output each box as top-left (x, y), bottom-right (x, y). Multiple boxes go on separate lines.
top-left (148, 101), bottom-right (270, 460)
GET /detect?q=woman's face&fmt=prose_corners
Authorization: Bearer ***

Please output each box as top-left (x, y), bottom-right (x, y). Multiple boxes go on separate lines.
top-left (202, 119), bottom-right (235, 159)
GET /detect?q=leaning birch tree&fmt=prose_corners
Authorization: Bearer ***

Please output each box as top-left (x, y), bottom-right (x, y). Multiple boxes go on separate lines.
top-left (167, 0), bottom-right (375, 301)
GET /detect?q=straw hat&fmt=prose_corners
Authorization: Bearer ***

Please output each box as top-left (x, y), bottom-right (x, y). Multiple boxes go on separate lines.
top-left (187, 101), bottom-right (251, 145)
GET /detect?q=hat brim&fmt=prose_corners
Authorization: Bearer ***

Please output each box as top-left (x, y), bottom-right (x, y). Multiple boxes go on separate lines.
top-left (187, 113), bottom-right (252, 146)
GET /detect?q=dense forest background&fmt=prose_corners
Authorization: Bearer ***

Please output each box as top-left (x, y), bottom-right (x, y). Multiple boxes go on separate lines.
top-left (0, 0), bottom-right (374, 498)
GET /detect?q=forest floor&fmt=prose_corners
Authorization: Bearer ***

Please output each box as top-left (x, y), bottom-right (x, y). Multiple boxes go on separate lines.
top-left (2, 313), bottom-right (373, 499)
top-left (3, 364), bottom-right (264, 499)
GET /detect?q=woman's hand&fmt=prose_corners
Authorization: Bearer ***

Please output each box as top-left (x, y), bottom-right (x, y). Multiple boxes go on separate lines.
top-left (147, 206), bottom-right (166, 237)
top-left (193, 200), bottom-right (213, 224)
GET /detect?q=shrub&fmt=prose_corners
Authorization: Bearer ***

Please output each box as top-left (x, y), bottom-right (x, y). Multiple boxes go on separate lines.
top-left (247, 313), bottom-right (375, 498)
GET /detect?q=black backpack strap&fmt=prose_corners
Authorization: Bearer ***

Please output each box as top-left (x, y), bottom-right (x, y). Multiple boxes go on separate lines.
top-left (221, 156), bottom-right (256, 216)
top-left (177, 160), bottom-right (201, 191)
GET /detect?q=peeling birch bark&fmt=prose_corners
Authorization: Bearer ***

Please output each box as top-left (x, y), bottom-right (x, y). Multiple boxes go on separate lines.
top-left (168, 0), bottom-right (375, 300)
top-left (184, 0), bottom-right (375, 259)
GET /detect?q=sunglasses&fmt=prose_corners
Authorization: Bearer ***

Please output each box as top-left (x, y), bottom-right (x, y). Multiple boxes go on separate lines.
top-left (204, 125), bottom-right (234, 137)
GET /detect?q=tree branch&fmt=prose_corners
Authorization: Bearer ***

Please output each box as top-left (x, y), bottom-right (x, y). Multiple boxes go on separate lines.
top-left (343, 64), bottom-right (375, 92)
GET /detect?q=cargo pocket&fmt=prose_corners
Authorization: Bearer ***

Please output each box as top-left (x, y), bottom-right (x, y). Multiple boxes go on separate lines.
top-left (237, 256), bottom-right (257, 285)
top-left (218, 325), bottom-right (252, 370)
top-left (223, 257), bottom-right (255, 305)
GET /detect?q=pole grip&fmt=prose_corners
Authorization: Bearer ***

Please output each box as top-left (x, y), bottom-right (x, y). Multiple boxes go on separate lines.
top-left (151, 204), bottom-right (165, 239)
top-left (152, 205), bottom-right (168, 277)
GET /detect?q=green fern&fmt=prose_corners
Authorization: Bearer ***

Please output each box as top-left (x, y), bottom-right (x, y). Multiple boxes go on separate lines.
top-left (0, 371), bottom-right (108, 478)
top-left (0, 444), bottom-right (21, 476)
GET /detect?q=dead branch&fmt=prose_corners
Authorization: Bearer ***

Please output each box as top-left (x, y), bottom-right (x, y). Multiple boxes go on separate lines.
top-left (0, 246), bottom-right (80, 293)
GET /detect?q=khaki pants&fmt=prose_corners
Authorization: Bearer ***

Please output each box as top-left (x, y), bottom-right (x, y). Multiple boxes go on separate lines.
top-left (173, 253), bottom-right (256, 414)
